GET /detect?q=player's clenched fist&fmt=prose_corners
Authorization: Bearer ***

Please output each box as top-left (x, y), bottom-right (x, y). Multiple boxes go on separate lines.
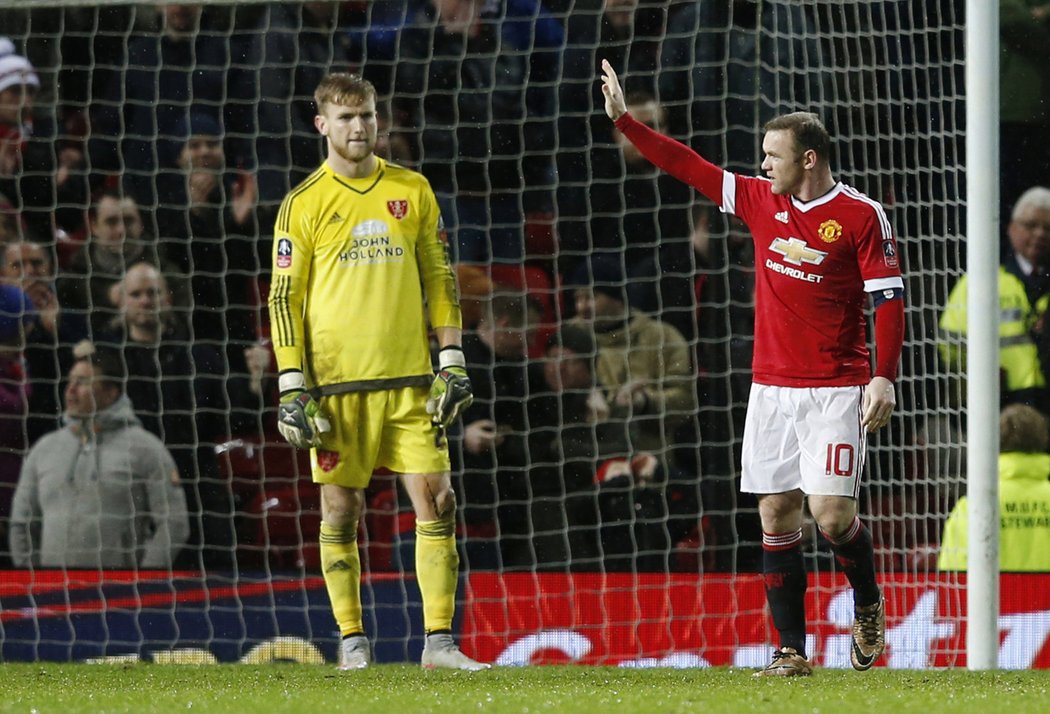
top-left (276, 370), bottom-right (331, 448)
top-left (426, 347), bottom-right (474, 429)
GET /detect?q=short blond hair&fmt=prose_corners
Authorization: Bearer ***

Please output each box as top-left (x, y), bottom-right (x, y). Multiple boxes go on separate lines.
top-left (314, 73), bottom-right (376, 112)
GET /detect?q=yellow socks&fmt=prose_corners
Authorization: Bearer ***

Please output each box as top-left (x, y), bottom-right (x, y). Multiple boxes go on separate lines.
top-left (319, 521), bottom-right (363, 637)
top-left (415, 516), bottom-right (459, 632)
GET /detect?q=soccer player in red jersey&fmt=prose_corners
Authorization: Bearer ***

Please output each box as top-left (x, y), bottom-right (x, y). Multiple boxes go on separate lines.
top-left (600, 60), bottom-right (905, 676)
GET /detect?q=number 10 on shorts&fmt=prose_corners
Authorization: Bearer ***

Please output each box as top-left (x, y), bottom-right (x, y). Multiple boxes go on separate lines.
top-left (825, 443), bottom-right (855, 476)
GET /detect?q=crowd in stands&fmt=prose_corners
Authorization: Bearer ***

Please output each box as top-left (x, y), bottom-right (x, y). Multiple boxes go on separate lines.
top-left (1, 0), bottom-right (1032, 576)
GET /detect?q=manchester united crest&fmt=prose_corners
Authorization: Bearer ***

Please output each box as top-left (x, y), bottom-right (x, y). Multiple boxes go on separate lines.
top-left (817, 219), bottom-right (843, 244)
top-left (387, 200), bottom-right (409, 220)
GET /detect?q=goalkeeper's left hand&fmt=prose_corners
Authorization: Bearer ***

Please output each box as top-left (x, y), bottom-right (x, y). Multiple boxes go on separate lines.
top-left (426, 347), bottom-right (473, 429)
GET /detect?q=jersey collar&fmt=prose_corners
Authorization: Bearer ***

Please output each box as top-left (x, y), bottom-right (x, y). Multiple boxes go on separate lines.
top-left (790, 181), bottom-right (843, 212)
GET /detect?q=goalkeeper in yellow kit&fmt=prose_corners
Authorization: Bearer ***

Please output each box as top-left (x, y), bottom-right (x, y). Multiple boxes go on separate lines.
top-left (268, 72), bottom-right (488, 671)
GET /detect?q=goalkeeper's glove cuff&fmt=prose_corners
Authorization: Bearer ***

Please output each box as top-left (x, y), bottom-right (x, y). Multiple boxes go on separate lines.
top-left (438, 346), bottom-right (466, 370)
top-left (278, 369), bottom-right (307, 395)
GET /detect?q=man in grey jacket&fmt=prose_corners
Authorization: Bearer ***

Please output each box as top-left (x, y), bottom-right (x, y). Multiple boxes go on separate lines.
top-left (9, 345), bottom-right (189, 568)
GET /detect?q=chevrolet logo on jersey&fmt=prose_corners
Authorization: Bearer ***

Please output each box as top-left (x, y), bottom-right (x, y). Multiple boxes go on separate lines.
top-left (769, 237), bottom-right (828, 266)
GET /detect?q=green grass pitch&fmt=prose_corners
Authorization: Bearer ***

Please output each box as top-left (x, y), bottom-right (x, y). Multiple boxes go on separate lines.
top-left (3, 664), bottom-right (1050, 714)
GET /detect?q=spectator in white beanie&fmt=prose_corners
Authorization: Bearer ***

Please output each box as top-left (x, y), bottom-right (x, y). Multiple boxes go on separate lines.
top-left (0, 37), bottom-right (88, 243)
top-left (0, 39), bottom-right (39, 129)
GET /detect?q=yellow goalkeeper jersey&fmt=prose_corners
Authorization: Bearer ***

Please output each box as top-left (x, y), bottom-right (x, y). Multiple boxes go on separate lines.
top-left (268, 158), bottom-right (461, 392)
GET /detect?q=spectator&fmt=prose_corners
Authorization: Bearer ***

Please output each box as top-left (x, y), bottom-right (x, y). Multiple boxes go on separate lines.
top-left (657, 2), bottom-right (829, 170)
top-left (0, 240), bottom-right (86, 444)
top-left (604, 92), bottom-right (694, 341)
top-left (57, 189), bottom-right (160, 336)
top-left (455, 264), bottom-right (494, 332)
top-left (88, 4), bottom-right (256, 209)
top-left (0, 191), bottom-right (19, 242)
top-left (95, 262), bottom-right (236, 568)
top-left (593, 449), bottom-right (696, 572)
top-left (8, 346), bottom-right (189, 568)
top-left (391, 0), bottom-right (557, 263)
top-left (939, 404), bottom-right (1050, 572)
top-left (565, 254), bottom-right (698, 568)
top-left (253, 1), bottom-right (363, 209)
top-left (525, 322), bottom-right (698, 571)
top-left (566, 254), bottom-right (695, 465)
top-left (153, 112), bottom-right (258, 376)
top-left (526, 324), bottom-right (606, 568)
top-left (0, 38), bottom-right (88, 242)
top-left (455, 292), bottom-right (533, 569)
top-left (0, 283), bottom-right (33, 563)
top-left (557, 0), bottom-right (667, 266)
top-left (940, 186), bottom-right (1050, 412)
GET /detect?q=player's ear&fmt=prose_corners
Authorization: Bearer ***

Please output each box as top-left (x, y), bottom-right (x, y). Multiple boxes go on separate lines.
top-left (314, 114), bottom-right (327, 136)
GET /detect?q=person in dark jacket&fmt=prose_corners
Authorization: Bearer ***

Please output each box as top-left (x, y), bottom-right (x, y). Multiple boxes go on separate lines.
top-left (94, 262), bottom-right (238, 568)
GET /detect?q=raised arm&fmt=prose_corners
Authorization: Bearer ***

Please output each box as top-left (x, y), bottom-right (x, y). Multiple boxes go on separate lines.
top-left (600, 59), bottom-right (725, 204)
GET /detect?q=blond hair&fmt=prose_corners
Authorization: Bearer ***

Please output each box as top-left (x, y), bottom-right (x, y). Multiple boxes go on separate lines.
top-left (314, 73), bottom-right (376, 112)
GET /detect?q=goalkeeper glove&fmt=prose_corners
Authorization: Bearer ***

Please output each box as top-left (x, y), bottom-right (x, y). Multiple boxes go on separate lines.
top-left (277, 370), bottom-right (331, 449)
top-left (426, 347), bottom-right (473, 429)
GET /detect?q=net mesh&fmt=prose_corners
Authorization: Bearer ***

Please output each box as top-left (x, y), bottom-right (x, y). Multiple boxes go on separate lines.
top-left (0, 0), bottom-right (971, 666)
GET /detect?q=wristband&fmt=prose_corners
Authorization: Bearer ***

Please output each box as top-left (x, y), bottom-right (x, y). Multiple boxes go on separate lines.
top-left (278, 369), bottom-right (306, 395)
top-left (438, 347), bottom-right (466, 370)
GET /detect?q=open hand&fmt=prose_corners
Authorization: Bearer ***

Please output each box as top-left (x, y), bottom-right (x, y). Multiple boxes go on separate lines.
top-left (600, 59), bottom-right (627, 121)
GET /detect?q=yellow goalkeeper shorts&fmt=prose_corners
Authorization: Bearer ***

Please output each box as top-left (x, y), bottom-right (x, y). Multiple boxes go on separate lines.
top-left (310, 386), bottom-right (450, 488)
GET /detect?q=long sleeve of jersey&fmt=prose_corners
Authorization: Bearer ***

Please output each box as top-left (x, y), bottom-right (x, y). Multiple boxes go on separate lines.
top-left (873, 297), bottom-right (905, 381)
top-left (614, 113), bottom-right (725, 204)
top-left (415, 186), bottom-right (462, 331)
top-left (268, 191), bottom-right (313, 374)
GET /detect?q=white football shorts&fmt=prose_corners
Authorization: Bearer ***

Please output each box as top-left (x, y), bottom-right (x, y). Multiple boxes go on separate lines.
top-left (741, 383), bottom-right (866, 498)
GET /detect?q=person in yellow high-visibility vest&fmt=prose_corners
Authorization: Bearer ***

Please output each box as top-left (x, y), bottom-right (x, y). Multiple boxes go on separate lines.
top-left (940, 186), bottom-right (1050, 411)
top-left (939, 404), bottom-right (1050, 571)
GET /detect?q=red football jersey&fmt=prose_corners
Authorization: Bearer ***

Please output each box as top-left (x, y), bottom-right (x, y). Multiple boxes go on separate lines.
top-left (614, 113), bottom-right (905, 387)
top-left (725, 174), bottom-right (903, 387)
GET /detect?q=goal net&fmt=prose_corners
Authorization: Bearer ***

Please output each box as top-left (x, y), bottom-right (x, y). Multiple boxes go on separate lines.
top-left (0, 0), bottom-right (997, 669)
